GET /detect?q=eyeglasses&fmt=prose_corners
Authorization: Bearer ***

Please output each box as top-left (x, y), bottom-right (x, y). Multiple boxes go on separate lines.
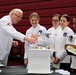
top-left (52, 19), bottom-right (59, 22)
top-left (14, 13), bottom-right (22, 20)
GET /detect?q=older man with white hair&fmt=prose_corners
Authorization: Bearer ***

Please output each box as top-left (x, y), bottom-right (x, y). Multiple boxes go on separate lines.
top-left (0, 8), bottom-right (37, 66)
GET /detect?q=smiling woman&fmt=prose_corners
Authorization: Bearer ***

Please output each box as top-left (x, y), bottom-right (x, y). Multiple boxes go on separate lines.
top-left (24, 12), bottom-right (47, 65)
top-left (64, 16), bottom-right (76, 73)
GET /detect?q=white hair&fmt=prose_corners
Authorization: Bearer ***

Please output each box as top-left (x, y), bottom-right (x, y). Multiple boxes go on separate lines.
top-left (9, 8), bottom-right (23, 15)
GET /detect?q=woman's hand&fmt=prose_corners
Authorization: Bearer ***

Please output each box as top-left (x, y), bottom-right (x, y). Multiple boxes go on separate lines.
top-left (24, 59), bottom-right (28, 65)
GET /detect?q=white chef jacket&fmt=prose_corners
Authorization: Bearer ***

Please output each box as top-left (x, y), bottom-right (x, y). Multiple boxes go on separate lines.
top-left (71, 34), bottom-right (76, 69)
top-left (47, 26), bottom-right (74, 63)
top-left (47, 25), bottom-right (61, 49)
top-left (24, 24), bottom-right (46, 59)
top-left (58, 26), bottom-right (74, 63)
top-left (0, 15), bottom-right (25, 65)
top-left (45, 25), bottom-right (62, 60)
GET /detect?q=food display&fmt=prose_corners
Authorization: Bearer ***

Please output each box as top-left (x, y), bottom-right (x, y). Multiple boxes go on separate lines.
top-left (33, 45), bottom-right (51, 50)
top-left (33, 46), bottom-right (42, 49)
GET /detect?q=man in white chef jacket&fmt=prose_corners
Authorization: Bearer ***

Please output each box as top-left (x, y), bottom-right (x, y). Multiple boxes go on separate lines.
top-left (0, 8), bottom-right (37, 66)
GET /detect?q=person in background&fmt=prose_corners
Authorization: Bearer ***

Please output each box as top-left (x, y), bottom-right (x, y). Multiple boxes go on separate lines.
top-left (59, 14), bottom-right (74, 71)
top-left (47, 14), bottom-right (66, 68)
top-left (0, 8), bottom-right (37, 66)
top-left (46, 14), bottom-right (61, 48)
top-left (65, 16), bottom-right (76, 73)
top-left (24, 12), bottom-right (46, 65)
top-left (46, 14), bottom-right (74, 70)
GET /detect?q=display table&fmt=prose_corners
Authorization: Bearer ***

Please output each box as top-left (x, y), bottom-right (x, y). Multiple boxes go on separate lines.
top-left (0, 66), bottom-right (74, 75)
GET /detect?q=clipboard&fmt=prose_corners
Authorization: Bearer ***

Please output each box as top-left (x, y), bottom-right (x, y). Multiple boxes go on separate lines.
top-left (66, 46), bottom-right (76, 56)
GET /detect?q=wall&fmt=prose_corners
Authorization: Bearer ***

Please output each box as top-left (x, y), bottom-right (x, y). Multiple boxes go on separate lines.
top-left (0, 0), bottom-right (76, 33)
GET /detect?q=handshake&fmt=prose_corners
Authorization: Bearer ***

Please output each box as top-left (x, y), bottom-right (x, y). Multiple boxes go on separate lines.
top-left (24, 33), bottom-right (40, 44)
top-left (31, 33), bottom-right (40, 40)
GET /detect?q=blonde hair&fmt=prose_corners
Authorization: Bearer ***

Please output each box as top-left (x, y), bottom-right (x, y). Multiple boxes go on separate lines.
top-left (29, 12), bottom-right (40, 20)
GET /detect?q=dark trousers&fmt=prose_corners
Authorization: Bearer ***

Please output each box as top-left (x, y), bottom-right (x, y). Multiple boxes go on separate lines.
top-left (60, 63), bottom-right (70, 72)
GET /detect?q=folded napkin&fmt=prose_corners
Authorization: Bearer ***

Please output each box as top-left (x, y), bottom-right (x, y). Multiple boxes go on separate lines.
top-left (55, 69), bottom-right (70, 75)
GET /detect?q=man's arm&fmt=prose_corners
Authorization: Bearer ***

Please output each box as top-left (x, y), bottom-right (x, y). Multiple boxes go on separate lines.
top-left (24, 36), bottom-right (37, 44)
top-left (0, 21), bottom-right (37, 43)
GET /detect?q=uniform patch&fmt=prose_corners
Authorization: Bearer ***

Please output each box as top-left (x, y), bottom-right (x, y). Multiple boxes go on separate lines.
top-left (68, 35), bottom-right (73, 42)
top-left (63, 32), bottom-right (67, 37)
top-left (45, 33), bottom-right (49, 38)
top-left (7, 23), bottom-right (12, 26)
top-left (38, 30), bottom-right (42, 34)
